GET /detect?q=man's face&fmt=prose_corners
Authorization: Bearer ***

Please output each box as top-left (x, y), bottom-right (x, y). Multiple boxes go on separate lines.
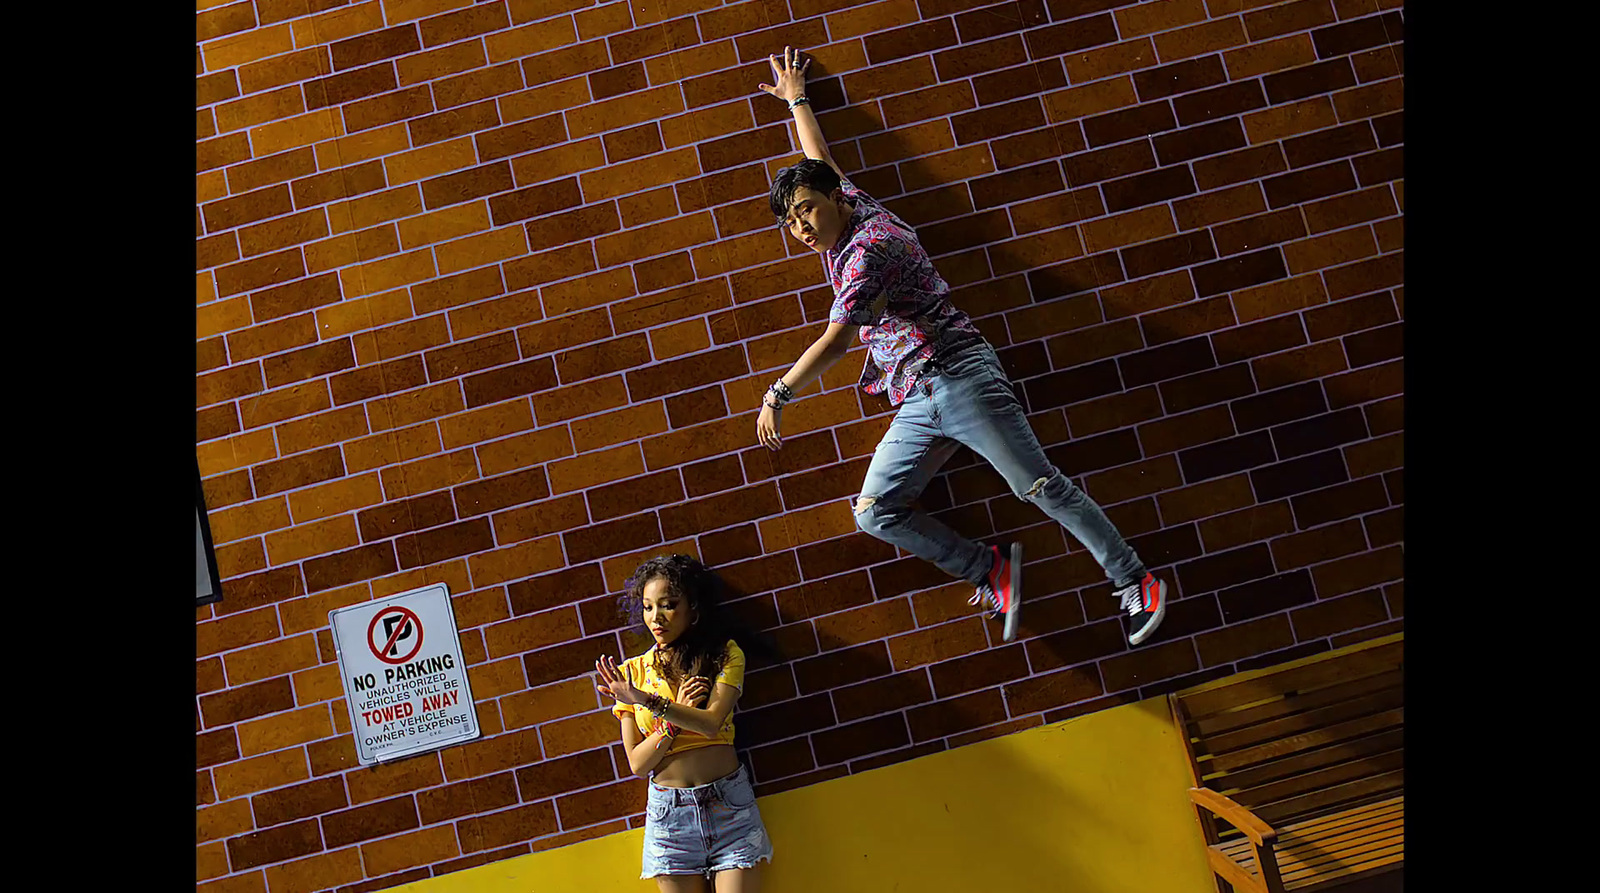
top-left (782, 186), bottom-right (850, 254)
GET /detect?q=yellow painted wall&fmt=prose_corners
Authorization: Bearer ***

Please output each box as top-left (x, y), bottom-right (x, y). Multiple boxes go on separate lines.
top-left (395, 697), bottom-right (1215, 893)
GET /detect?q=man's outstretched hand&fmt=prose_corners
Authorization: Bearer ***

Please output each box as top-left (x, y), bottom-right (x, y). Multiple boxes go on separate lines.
top-left (758, 45), bottom-right (810, 102)
top-left (756, 402), bottom-right (783, 451)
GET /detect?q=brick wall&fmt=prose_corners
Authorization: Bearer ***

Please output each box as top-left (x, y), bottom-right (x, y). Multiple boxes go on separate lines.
top-left (195, 0), bottom-right (1404, 890)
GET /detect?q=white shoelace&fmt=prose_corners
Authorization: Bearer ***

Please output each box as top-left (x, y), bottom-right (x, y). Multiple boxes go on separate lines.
top-left (1119, 584), bottom-right (1142, 616)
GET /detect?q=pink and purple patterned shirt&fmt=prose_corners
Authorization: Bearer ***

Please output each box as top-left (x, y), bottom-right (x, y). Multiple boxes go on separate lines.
top-left (824, 175), bottom-right (984, 407)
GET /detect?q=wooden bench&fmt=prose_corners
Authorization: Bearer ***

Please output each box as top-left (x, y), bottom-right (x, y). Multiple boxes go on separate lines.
top-left (1168, 632), bottom-right (1403, 893)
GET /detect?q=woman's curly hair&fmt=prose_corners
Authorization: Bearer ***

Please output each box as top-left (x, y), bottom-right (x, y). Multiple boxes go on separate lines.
top-left (618, 554), bottom-right (774, 692)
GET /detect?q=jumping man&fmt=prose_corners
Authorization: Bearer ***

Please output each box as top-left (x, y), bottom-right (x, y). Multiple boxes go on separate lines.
top-left (752, 47), bottom-right (1168, 647)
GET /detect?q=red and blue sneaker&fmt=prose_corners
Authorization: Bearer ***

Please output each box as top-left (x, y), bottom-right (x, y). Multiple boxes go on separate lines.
top-left (1114, 572), bottom-right (1167, 646)
top-left (969, 543), bottom-right (1023, 642)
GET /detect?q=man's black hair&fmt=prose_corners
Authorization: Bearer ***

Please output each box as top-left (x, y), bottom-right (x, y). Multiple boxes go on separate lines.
top-left (768, 157), bottom-right (842, 223)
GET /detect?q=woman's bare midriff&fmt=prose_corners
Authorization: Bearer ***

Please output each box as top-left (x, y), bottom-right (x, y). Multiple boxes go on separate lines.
top-left (651, 742), bottom-right (740, 787)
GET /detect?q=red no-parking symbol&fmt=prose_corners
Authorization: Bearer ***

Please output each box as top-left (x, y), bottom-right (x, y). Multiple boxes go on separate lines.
top-left (367, 606), bottom-right (424, 664)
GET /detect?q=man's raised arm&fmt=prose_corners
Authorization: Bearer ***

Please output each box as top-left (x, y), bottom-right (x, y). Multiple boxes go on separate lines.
top-left (759, 46), bottom-right (842, 178)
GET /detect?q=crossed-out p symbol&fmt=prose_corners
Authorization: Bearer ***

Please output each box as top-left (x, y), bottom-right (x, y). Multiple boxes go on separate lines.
top-left (367, 606), bottom-right (423, 665)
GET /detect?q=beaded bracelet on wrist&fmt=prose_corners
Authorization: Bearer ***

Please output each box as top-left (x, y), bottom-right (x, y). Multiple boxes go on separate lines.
top-left (768, 379), bottom-right (794, 406)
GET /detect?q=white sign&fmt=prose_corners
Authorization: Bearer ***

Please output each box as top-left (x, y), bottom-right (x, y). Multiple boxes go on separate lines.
top-left (329, 583), bottom-right (480, 765)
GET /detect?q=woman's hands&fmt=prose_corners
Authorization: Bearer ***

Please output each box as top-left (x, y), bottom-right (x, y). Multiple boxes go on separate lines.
top-left (596, 655), bottom-right (712, 713)
top-left (758, 46), bottom-right (810, 103)
top-left (674, 675), bottom-right (711, 709)
top-left (594, 655), bottom-right (645, 706)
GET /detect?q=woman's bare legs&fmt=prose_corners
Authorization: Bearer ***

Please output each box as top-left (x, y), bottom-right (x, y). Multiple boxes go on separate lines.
top-left (657, 874), bottom-right (711, 893)
top-left (713, 867), bottom-right (763, 892)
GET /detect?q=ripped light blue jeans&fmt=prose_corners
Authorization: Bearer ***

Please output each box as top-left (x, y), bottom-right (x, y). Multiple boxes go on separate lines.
top-left (854, 340), bottom-right (1145, 589)
top-left (641, 763), bottom-right (772, 879)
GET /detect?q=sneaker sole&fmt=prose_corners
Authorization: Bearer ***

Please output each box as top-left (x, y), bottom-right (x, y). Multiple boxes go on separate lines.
top-left (1128, 579), bottom-right (1167, 646)
top-left (1003, 542), bottom-right (1023, 643)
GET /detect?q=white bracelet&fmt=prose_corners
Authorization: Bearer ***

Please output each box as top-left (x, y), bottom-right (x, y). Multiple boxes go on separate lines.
top-left (788, 96), bottom-right (809, 110)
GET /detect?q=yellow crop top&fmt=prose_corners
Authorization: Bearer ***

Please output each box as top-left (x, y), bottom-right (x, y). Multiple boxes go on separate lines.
top-left (612, 641), bottom-right (746, 754)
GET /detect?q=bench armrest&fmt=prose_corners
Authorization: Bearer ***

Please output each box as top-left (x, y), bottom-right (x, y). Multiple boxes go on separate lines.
top-left (1188, 787), bottom-right (1277, 846)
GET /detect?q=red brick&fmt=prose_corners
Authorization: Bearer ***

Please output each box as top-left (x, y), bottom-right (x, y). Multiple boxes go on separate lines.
top-left (302, 60), bottom-right (398, 112)
top-left (420, 333), bottom-right (518, 384)
top-left (328, 356), bottom-right (425, 406)
top-left (415, 166), bottom-right (513, 217)
top-left (390, 517), bottom-right (493, 568)
top-left (394, 37), bottom-right (483, 85)
top-left (460, 358), bottom-right (558, 408)
top-left (658, 481), bottom-right (781, 540)
top-left (1309, 545), bottom-right (1401, 597)
top-left (199, 0), bottom-right (258, 42)
top-left (599, 123), bottom-right (664, 167)
top-left (530, 377), bottom-right (631, 429)
top-left (807, 712), bottom-right (909, 765)
top-left (1122, 231), bottom-right (1218, 283)
top-left (251, 776), bottom-right (350, 828)
top-left (886, 618), bottom-right (988, 673)
top-left (624, 344), bottom-right (748, 403)
top-left (1243, 0), bottom-right (1336, 41)
top-left (197, 131), bottom-right (253, 176)
top-left (415, 0), bottom-right (507, 46)
top-left (1322, 251), bottom-right (1403, 301)
top-left (199, 676), bottom-right (296, 729)
top-left (429, 62), bottom-right (523, 114)
top-left (303, 542), bottom-right (400, 592)
top-left (318, 796), bottom-right (419, 851)
top-left (406, 99), bottom-right (502, 148)
top-left (196, 606), bottom-right (284, 660)
top-left (471, 114), bottom-right (568, 164)
top-left (227, 819), bottom-right (322, 871)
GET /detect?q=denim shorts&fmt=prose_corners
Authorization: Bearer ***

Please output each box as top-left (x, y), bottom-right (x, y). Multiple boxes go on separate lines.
top-left (641, 763), bottom-right (774, 879)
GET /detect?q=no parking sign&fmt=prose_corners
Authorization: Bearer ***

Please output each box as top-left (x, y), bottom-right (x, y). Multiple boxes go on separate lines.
top-left (329, 583), bottom-right (480, 765)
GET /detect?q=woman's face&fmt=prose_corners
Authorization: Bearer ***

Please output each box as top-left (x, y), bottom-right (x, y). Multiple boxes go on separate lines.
top-left (641, 577), bottom-right (693, 647)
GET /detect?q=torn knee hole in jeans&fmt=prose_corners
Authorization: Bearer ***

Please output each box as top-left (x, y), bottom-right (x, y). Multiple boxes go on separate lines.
top-left (1026, 476), bottom-right (1051, 498)
top-left (853, 496), bottom-right (877, 515)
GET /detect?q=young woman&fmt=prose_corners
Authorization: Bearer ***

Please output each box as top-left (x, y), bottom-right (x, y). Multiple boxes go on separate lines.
top-left (594, 554), bottom-right (773, 892)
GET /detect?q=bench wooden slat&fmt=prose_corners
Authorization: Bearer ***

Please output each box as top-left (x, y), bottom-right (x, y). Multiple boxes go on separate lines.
top-left (1205, 729), bottom-right (1404, 794)
top-left (1223, 746), bottom-right (1403, 809)
top-left (1288, 849), bottom-right (1404, 889)
top-left (1218, 801), bottom-right (1402, 856)
top-left (1246, 769), bottom-right (1403, 830)
top-left (1177, 635), bottom-right (1402, 719)
top-left (1188, 668), bottom-right (1404, 739)
top-left (1202, 707), bottom-right (1404, 773)
top-left (1197, 685), bottom-right (1404, 755)
top-left (1221, 813), bottom-right (1404, 869)
top-left (1217, 796), bottom-right (1402, 850)
top-left (1281, 842), bottom-right (1404, 885)
top-left (1272, 797), bottom-right (1403, 839)
top-left (1226, 823), bottom-right (1404, 876)
top-left (1280, 825), bottom-right (1404, 874)
top-left (1216, 796), bottom-right (1404, 891)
